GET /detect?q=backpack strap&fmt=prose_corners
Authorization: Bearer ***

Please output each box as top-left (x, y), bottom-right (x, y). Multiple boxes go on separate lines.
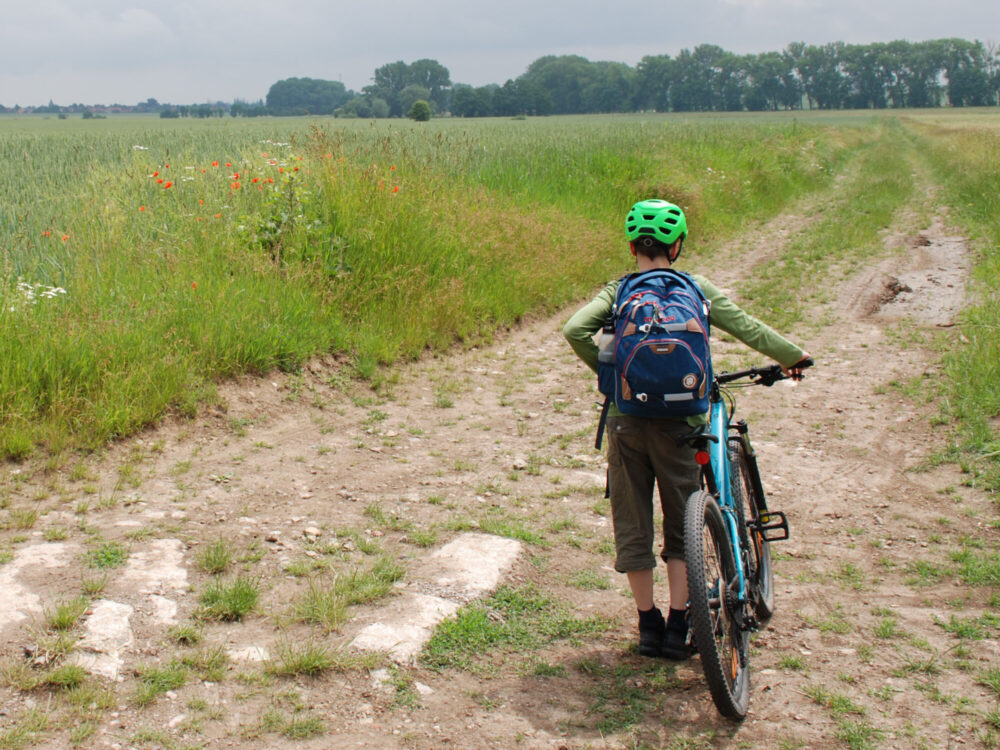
top-left (594, 396), bottom-right (611, 451)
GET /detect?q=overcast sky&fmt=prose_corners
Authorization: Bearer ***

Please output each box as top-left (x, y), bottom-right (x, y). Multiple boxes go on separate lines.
top-left (1, 0), bottom-right (997, 107)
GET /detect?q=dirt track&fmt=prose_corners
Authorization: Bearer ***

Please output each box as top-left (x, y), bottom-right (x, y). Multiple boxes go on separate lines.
top-left (0, 200), bottom-right (997, 749)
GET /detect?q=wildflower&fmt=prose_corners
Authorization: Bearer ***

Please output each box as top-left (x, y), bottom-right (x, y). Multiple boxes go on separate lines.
top-left (392, 186), bottom-right (399, 193)
top-left (164, 181), bottom-right (173, 189)
top-left (390, 165), bottom-right (396, 171)
top-left (157, 178), bottom-right (164, 184)
top-left (293, 166), bottom-right (300, 172)
top-left (152, 170), bottom-right (159, 178)
top-left (192, 282), bottom-right (197, 290)
top-left (214, 213), bottom-right (222, 218)
top-left (201, 168), bottom-right (207, 173)
top-left (212, 161), bottom-right (219, 167)
top-left (139, 206), bottom-right (146, 212)
top-left (42, 230), bottom-right (51, 237)
top-left (225, 162), bottom-right (232, 167)
top-left (196, 217), bottom-right (203, 222)
top-left (278, 167), bottom-right (284, 173)
top-left (252, 177), bottom-right (259, 184)
top-left (231, 181), bottom-right (241, 190)
top-left (262, 152), bottom-right (268, 157)
top-left (164, 163), bottom-right (170, 169)
top-left (324, 153), bottom-right (332, 158)
top-left (231, 172), bottom-right (240, 180)
top-left (268, 160), bottom-right (277, 165)
top-left (61, 235), bottom-right (70, 242)
top-left (199, 199), bottom-right (204, 205)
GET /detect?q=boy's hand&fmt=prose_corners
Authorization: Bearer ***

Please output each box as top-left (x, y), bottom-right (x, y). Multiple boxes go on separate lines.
top-left (783, 353), bottom-right (813, 380)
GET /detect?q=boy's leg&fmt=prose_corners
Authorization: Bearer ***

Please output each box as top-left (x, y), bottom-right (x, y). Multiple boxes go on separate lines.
top-left (649, 421), bottom-right (700, 660)
top-left (607, 416), bottom-right (667, 656)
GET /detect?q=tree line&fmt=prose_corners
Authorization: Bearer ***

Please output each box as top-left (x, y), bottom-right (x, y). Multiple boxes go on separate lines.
top-left (256, 39), bottom-right (997, 118)
top-left (4, 38), bottom-right (996, 118)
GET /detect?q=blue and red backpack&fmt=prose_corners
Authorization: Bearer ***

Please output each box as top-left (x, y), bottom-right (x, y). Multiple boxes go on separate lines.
top-left (596, 269), bottom-right (712, 447)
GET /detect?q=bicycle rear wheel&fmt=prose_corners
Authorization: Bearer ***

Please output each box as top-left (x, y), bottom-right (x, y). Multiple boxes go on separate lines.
top-left (684, 489), bottom-right (750, 720)
top-left (729, 438), bottom-right (775, 622)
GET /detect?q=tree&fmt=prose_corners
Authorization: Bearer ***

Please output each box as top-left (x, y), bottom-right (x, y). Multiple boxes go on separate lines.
top-left (266, 77), bottom-right (350, 115)
top-left (408, 59), bottom-right (452, 110)
top-left (407, 99), bottom-right (432, 121)
top-left (399, 84), bottom-right (432, 116)
top-left (635, 55), bottom-right (673, 111)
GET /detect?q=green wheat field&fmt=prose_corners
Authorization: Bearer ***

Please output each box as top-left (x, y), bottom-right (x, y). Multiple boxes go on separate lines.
top-left (0, 111), bottom-right (997, 487)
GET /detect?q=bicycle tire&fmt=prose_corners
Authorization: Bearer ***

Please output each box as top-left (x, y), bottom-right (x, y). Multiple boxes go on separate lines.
top-left (729, 438), bottom-right (775, 622)
top-left (685, 489), bottom-right (750, 720)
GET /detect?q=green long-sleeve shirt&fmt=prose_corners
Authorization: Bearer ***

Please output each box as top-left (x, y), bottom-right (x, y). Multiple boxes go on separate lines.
top-left (562, 272), bottom-right (804, 421)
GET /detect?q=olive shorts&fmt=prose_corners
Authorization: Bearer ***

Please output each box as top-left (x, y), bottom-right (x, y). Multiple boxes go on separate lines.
top-left (606, 415), bottom-right (700, 572)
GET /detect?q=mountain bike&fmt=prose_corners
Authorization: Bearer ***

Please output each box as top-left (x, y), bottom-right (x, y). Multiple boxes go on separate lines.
top-left (683, 359), bottom-right (812, 720)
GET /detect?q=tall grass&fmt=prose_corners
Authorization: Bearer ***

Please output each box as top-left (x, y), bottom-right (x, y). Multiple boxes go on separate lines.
top-left (915, 122), bottom-right (1000, 491)
top-left (0, 114), bottom-right (853, 458)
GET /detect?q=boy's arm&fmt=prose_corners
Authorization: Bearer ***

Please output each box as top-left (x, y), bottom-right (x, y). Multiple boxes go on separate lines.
top-left (562, 281), bottom-right (617, 374)
top-left (692, 274), bottom-right (805, 367)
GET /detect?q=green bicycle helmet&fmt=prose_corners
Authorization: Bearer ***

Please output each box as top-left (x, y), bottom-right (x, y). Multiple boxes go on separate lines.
top-left (625, 199), bottom-right (687, 245)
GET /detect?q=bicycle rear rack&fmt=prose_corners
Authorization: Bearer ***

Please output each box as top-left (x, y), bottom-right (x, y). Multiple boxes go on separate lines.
top-left (749, 510), bottom-right (790, 542)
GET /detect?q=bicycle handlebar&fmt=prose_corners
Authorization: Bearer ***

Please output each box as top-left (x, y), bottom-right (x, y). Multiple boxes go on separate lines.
top-left (716, 357), bottom-right (814, 387)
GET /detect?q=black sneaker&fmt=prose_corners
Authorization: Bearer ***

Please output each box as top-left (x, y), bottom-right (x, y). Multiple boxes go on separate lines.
top-left (638, 618), bottom-right (666, 657)
top-left (661, 626), bottom-right (692, 661)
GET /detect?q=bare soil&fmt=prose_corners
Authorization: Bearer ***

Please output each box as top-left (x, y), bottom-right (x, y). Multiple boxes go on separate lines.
top-left (0, 208), bottom-right (996, 750)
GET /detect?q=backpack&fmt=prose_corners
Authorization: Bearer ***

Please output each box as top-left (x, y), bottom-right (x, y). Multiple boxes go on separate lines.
top-left (595, 269), bottom-right (712, 448)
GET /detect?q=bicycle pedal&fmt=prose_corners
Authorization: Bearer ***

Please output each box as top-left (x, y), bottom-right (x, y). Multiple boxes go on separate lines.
top-left (752, 510), bottom-right (790, 542)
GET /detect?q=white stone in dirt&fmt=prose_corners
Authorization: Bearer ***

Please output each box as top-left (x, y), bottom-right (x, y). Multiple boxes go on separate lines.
top-left (148, 594), bottom-right (178, 626)
top-left (0, 543), bottom-right (75, 631)
top-left (119, 538), bottom-right (187, 594)
top-left (351, 593), bottom-right (459, 663)
top-left (428, 533), bottom-right (522, 601)
top-left (227, 646), bottom-right (269, 662)
top-left (72, 600), bottom-right (135, 679)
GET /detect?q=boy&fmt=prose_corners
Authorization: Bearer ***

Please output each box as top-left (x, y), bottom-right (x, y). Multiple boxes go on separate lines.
top-left (563, 199), bottom-right (810, 659)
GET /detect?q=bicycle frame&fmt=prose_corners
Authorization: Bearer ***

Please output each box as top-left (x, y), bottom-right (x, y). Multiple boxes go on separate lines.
top-left (700, 386), bottom-right (750, 611)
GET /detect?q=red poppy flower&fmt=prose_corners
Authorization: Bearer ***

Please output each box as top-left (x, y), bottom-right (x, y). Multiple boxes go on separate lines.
top-left (212, 161), bottom-right (219, 167)
top-left (231, 181), bottom-right (241, 190)
top-left (278, 167), bottom-right (284, 173)
top-left (215, 213), bottom-right (222, 218)
top-left (61, 235), bottom-right (70, 242)
top-left (164, 181), bottom-right (173, 189)
top-left (390, 165), bottom-right (396, 171)
top-left (252, 177), bottom-right (259, 184)
top-left (392, 186), bottom-right (400, 193)
top-left (42, 230), bottom-right (51, 237)
top-left (139, 206), bottom-right (146, 212)
top-left (152, 170), bottom-right (159, 178)
top-left (157, 178), bottom-right (164, 184)
top-left (293, 166), bottom-right (300, 172)
top-left (198, 199), bottom-right (204, 205)
top-left (225, 162), bottom-right (231, 167)
top-left (164, 163), bottom-right (170, 169)
top-left (201, 168), bottom-right (207, 173)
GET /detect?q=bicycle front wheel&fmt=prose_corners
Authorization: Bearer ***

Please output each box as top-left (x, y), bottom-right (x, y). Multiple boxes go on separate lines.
top-left (729, 438), bottom-right (775, 622)
top-left (685, 489), bottom-right (750, 720)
